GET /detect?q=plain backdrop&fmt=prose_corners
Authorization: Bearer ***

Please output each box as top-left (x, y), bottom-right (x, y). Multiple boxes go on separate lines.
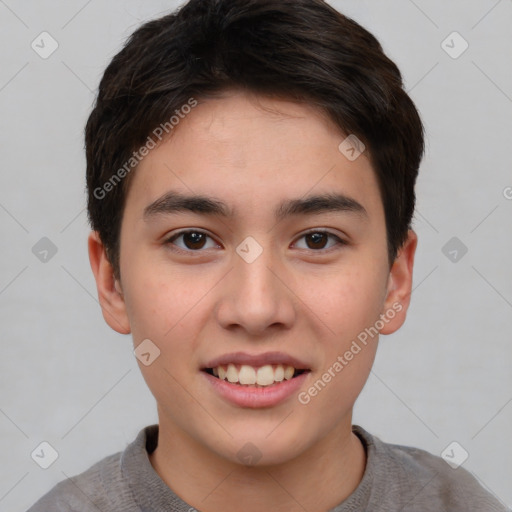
top-left (1, 0), bottom-right (511, 510)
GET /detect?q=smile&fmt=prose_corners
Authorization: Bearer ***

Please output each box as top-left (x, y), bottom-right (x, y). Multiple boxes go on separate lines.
top-left (204, 364), bottom-right (308, 387)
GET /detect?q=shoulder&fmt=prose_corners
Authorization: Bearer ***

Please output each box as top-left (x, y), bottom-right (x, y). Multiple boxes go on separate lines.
top-left (26, 425), bottom-right (157, 512)
top-left (353, 426), bottom-right (509, 512)
top-left (26, 451), bottom-right (130, 512)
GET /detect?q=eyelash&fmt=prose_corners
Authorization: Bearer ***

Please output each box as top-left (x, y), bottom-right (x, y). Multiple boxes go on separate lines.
top-left (164, 229), bottom-right (346, 255)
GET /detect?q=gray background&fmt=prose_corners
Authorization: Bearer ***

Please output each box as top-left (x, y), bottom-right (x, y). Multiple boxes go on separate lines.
top-left (1, 0), bottom-right (511, 510)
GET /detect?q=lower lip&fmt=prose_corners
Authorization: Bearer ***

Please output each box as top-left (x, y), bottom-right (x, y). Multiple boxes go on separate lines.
top-left (202, 371), bottom-right (310, 408)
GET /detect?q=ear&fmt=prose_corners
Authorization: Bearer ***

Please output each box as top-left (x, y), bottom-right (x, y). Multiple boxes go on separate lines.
top-left (379, 229), bottom-right (417, 335)
top-left (88, 231), bottom-right (131, 335)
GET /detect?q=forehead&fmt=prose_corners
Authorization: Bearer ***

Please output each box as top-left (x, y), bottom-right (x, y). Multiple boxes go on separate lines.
top-left (123, 92), bottom-right (383, 222)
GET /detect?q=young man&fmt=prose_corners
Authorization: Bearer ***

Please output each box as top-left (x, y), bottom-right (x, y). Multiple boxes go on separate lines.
top-left (27, 0), bottom-right (508, 511)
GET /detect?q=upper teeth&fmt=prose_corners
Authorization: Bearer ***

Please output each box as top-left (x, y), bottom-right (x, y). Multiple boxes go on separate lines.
top-left (213, 364), bottom-right (296, 386)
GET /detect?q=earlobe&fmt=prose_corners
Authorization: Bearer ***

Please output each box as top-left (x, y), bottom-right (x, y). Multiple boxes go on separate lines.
top-left (88, 231), bottom-right (131, 335)
top-left (379, 230), bottom-right (417, 335)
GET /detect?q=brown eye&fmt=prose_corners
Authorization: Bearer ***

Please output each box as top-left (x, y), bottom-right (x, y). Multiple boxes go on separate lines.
top-left (294, 230), bottom-right (345, 251)
top-left (305, 232), bottom-right (329, 249)
top-left (182, 232), bottom-right (207, 250)
top-left (166, 230), bottom-right (218, 252)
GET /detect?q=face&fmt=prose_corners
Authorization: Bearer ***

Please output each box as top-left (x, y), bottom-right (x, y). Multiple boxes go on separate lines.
top-left (89, 91), bottom-right (416, 466)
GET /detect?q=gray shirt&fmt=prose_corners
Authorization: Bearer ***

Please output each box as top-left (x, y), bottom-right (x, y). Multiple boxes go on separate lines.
top-left (26, 424), bottom-right (508, 511)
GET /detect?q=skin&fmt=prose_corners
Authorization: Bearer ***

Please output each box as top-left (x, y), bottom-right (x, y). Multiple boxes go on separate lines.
top-left (89, 90), bottom-right (417, 512)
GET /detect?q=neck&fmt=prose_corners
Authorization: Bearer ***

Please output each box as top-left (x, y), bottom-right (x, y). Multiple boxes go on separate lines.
top-left (149, 412), bottom-right (366, 512)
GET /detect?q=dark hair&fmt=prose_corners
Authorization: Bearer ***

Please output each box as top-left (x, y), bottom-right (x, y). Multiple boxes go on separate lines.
top-left (86, 0), bottom-right (424, 280)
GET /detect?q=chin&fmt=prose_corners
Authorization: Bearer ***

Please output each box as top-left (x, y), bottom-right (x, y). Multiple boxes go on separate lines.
top-left (210, 423), bottom-right (316, 468)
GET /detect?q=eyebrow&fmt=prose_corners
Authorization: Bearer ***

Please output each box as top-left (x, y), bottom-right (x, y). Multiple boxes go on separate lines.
top-left (143, 190), bottom-right (368, 222)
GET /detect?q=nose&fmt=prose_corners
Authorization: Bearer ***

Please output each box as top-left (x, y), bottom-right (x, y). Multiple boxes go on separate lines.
top-left (214, 244), bottom-right (296, 336)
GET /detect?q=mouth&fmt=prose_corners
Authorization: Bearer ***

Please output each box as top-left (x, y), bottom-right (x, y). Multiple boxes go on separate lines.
top-left (200, 352), bottom-right (312, 407)
top-left (202, 364), bottom-right (310, 388)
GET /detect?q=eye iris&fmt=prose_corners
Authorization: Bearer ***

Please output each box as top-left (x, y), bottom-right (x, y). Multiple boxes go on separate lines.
top-left (184, 232), bottom-right (206, 250)
top-left (306, 232), bottom-right (327, 249)
top-left (178, 232), bottom-right (332, 251)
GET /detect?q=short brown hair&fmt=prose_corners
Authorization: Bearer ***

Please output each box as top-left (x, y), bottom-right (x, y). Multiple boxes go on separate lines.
top-left (86, 0), bottom-right (424, 280)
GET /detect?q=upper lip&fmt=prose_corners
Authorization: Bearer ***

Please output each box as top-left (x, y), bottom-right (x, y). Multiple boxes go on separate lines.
top-left (202, 351), bottom-right (311, 370)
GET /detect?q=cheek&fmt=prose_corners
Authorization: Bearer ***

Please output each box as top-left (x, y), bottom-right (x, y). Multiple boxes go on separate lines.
top-left (294, 262), bottom-right (387, 410)
top-left (296, 276), bottom-right (383, 430)
top-left (123, 270), bottom-right (205, 405)
top-left (122, 265), bottom-right (204, 350)
top-left (295, 263), bottom-right (388, 339)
